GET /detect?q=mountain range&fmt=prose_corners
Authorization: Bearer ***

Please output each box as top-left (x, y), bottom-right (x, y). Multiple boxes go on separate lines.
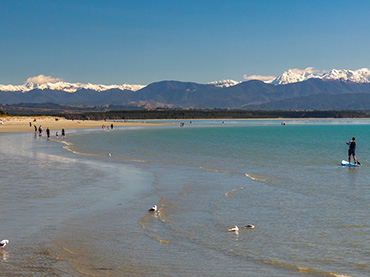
top-left (271, 68), bottom-right (370, 85)
top-left (0, 81), bottom-right (145, 93)
top-left (2, 68), bottom-right (370, 110)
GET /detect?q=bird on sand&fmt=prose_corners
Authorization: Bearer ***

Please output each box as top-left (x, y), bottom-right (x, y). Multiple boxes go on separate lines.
top-left (0, 240), bottom-right (9, 250)
top-left (228, 226), bottom-right (239, 232)
top-left (148, 204), bottom-right (158, 212)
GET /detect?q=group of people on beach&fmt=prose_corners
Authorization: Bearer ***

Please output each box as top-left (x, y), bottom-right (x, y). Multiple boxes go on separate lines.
top-left (33, 124), bottom-right (65, 139)
top-left (102, 123), bottom-right (114, 130)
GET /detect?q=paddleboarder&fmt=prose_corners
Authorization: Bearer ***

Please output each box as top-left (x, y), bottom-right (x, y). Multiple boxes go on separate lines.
top-left (346, 137), bottom-right (358, 165)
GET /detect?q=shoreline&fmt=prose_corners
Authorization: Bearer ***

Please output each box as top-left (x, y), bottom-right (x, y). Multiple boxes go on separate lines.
top-left (0, 116), bottom-right (172, 133)
top-left (1, 116), bottom-right (369, 133)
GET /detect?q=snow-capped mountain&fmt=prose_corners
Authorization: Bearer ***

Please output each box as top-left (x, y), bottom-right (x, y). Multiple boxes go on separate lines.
top-left (2, 68), bottom-right (370, 93)
top-left (0, 81), bottom-right (146, 93)
top-left (208, 79), bottom-right (241, 88)
top-left (271, 70), bottom-right (315, 85)
top-left (272, 68), bottom-right (370, 85)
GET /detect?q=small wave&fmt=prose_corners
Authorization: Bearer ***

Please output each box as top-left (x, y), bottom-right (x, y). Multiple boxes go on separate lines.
top-left (62, 246), bottom-right (77, 255)
top-left (199, 167), bottom-right (270, 183)
top-left (139, 221), bottom-right (149, 230)
top-left (139, 201), bottom-right (171, 244)
top-left (220, 246), bottom-right (356, 277)
top-left (245, 173), bottom-right (269, 183)
top-left (148, 234), bottom-right (171, 244)
top-left (139, 221), bottom-right (171, 244)
top-left (225, 187), bottom-right (245, 197)
top-left (199, 166), bottom-right (239, 174)
top-left (266, 259), bottom-right (355, 277)
top-left (60, 140), bottom-right (72, 146)
top-left (62, 144), bottom-right (150, 164)
top-left (129, 158), bottom-right (147, 163)
top-left (157, 198), bottom-right (172, 223)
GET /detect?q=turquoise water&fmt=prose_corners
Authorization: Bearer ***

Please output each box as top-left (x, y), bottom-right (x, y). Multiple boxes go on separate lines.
top-left (63, 121), bottom-right (369, 276)
top-left (0, 120), bottom-right (369, 276)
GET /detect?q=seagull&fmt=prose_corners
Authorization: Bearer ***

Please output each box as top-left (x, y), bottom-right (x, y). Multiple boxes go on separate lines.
top-left (228, 226), bottom-right (239, 232)
top-left (148, 204), bottom-right (158, 212)
top-left (0, 240), bottom-right (9, 250)
top-left (108, 153), bottom-right (112, 157)
top-left (244, 224), bottom-right (255, 229)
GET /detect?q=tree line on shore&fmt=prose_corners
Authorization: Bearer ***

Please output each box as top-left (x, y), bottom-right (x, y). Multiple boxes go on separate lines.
top-left (62, 110), bottom-right (370, 120)
top-left (2, 107), bottom-right (370, 120)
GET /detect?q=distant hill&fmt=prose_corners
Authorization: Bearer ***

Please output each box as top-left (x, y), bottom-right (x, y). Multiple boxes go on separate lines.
top-left (249, 93), bottom-right (370, 110)
top-left (0, 89), bottom-right (134, 106)
top-left (2, 79), bottom-right (370, 110)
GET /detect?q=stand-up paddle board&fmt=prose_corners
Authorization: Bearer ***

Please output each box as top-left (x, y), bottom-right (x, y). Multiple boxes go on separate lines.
top-left (341, 160), bottom-right (361, 167)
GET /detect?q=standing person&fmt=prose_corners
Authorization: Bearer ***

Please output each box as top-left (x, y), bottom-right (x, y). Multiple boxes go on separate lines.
top-left (346, 137), bottom-right (358, 164)
top-left (38, 125), bottom-right (43, 136)
top-left (111, 123), bottom-right (114, 129)
top-left (46, 127), bottom-right (50, 139)
top-left (61, 129), bottom-right (65, 138)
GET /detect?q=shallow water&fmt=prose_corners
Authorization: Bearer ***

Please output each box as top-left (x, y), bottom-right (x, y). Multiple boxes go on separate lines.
top-left (0, 130), bottom-right (154, 275)
top-left (0, 120), bottom-right (369, 276)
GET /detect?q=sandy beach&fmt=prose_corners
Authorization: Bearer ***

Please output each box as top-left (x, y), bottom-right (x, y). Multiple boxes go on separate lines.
top-left (0, 116), bottom-right (168, 133)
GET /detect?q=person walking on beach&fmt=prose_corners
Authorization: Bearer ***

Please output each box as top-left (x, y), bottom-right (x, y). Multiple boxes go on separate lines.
top-left (38, 125), bottom-right (43, 136)
top-left (346, 137), bottom-right (358, 164)
top-left (61, 129), bottom-right (65, 138)
top-left (46, 127), bottom-right (50, 139)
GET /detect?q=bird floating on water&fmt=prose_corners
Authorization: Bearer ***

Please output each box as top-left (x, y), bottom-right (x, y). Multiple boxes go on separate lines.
top-left (244, 224), bottom-right (255, 229)
top-left (228, 226), bottom-right (239, 232)
top-left (0, 240), bottom-right (9, 250)
top-left (148, 204), bottom-right (158, 212)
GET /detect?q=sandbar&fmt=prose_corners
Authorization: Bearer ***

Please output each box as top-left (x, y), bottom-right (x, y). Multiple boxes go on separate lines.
top-left (0, 116), bottom-right (169, 133)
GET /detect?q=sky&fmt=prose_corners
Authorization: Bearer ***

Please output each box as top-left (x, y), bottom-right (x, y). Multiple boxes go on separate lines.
top-left (1, 0), bottom-right (370, 85)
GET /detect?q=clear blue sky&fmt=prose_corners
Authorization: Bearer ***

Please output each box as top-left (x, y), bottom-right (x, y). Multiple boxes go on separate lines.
top-left (1, 0), bottom-right (370, 85)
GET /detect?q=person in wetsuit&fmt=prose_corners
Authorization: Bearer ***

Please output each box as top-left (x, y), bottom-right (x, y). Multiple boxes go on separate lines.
top-left (346, 137), bottom-right (357, 164)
